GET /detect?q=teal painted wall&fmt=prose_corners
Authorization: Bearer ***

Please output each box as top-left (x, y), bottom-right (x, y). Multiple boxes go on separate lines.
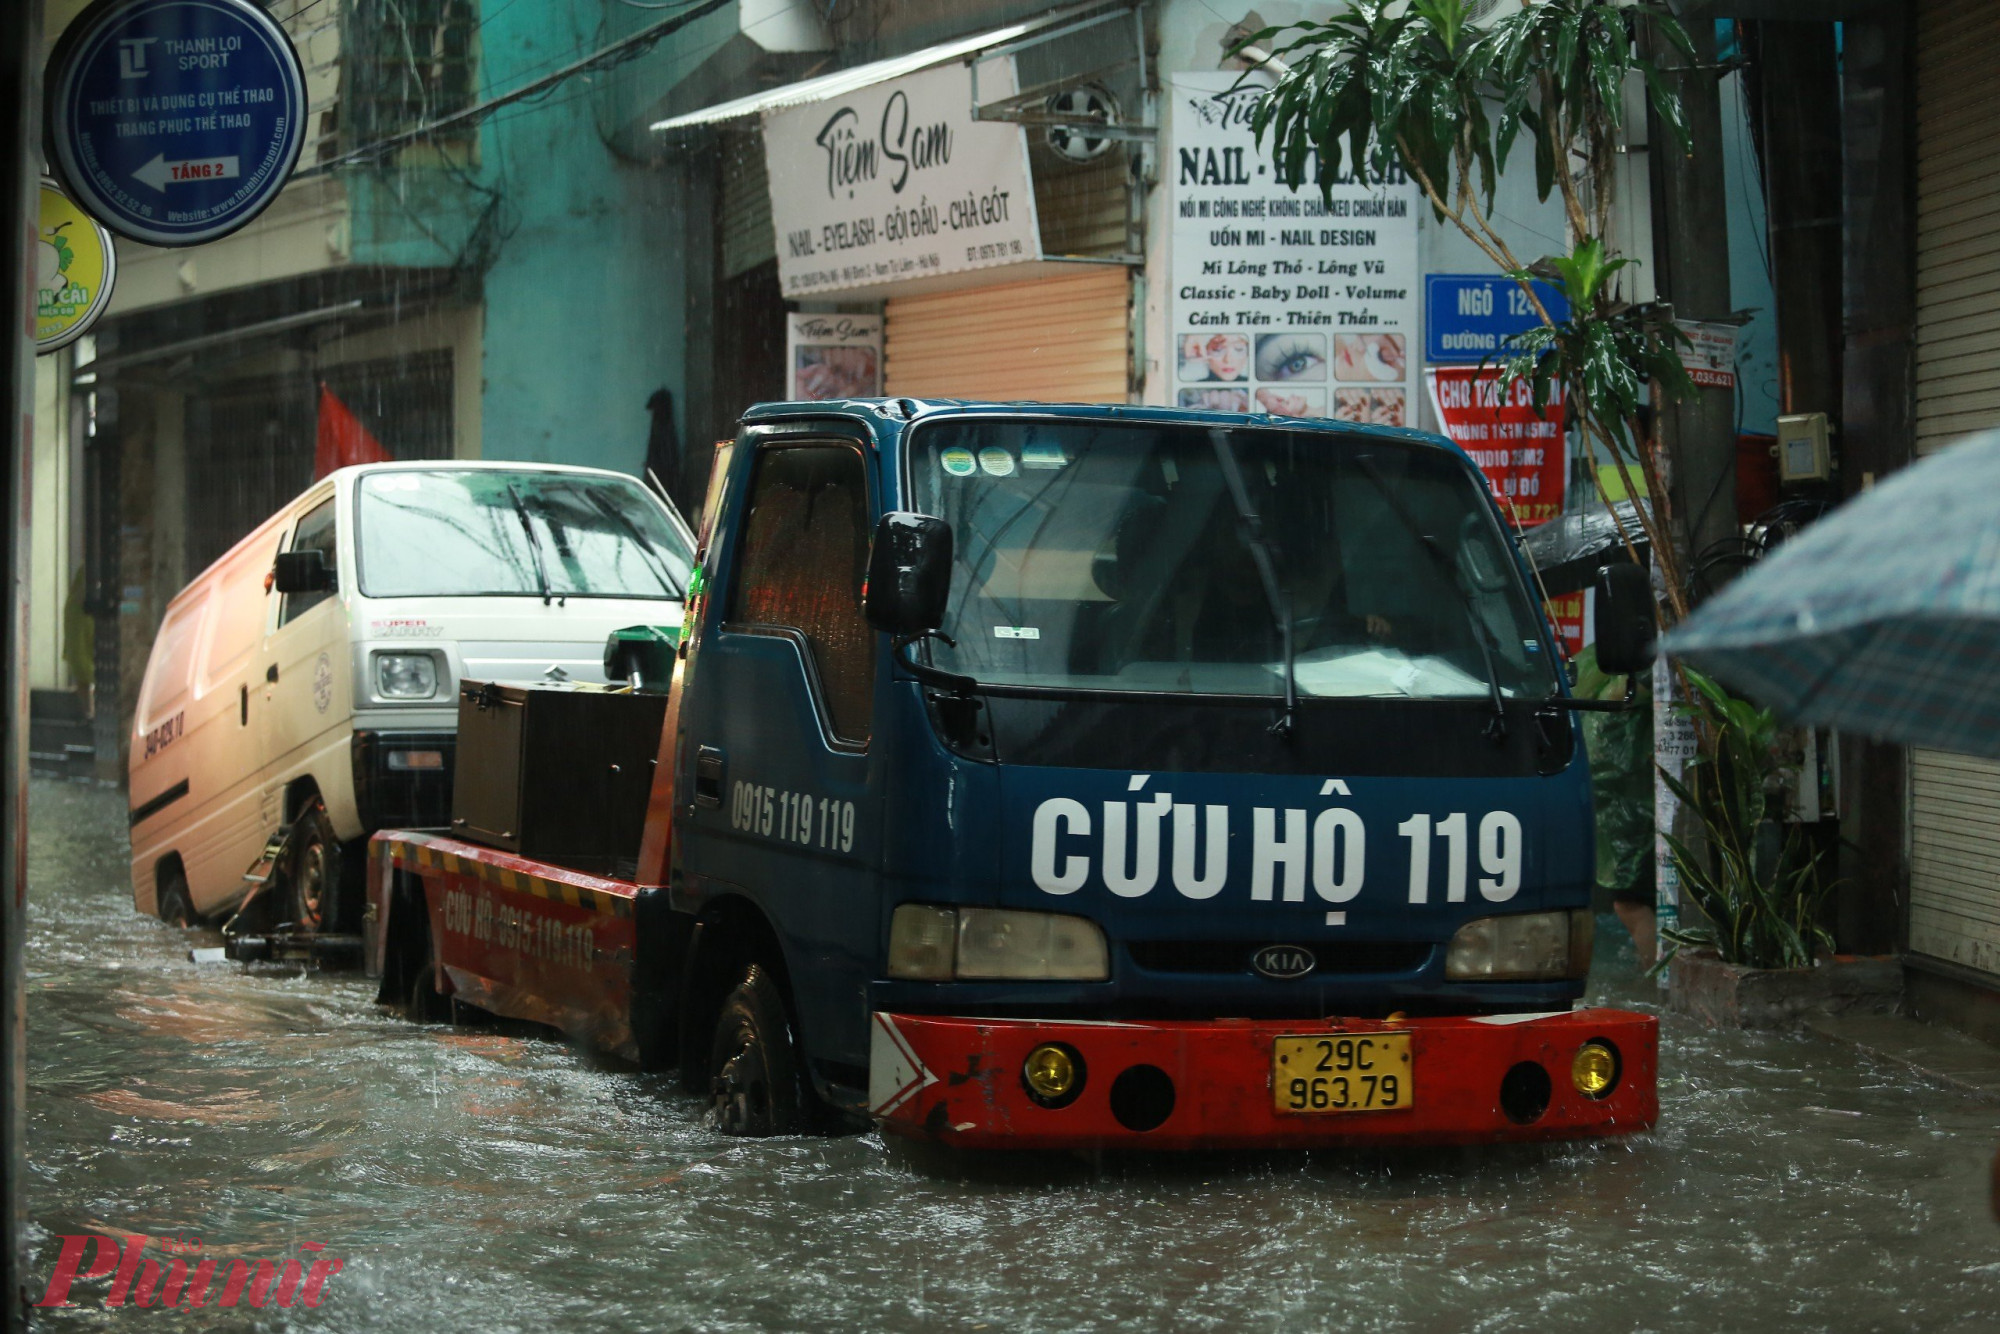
top-left (471, 0), bottom-right (688, 473)
top-left (1718, 26), bottom-right (1781, 439)
top-left (344, 0), bottom-right (722, 475)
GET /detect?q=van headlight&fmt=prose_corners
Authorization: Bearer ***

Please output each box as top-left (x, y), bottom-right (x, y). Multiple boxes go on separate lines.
top-left (1444, 909), bottom-right (1594, 981)
top-left (888, 905), bottom-right (1109, 981)
top-left (374, 653), bottom-right (438, 700)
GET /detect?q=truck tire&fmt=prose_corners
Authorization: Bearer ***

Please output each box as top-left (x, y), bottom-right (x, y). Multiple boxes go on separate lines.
top-left (287, 802), bottom-right (340, 934)
top-left (405, 960), bottom-right (454, 1024)
top-left (156, 867), bottom-right (196, 928)
top-left (708, 964), bottom-right (804, 1136)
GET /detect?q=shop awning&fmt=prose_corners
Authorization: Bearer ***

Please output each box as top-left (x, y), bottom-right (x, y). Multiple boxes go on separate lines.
top-left (649, 1), bottom-right (1128, 132)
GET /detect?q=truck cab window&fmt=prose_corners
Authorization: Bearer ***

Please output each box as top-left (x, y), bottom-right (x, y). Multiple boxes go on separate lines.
top-left (728, 444), bottom-right (875, 743)
top-left (280, 497), bottom-right (338, 626)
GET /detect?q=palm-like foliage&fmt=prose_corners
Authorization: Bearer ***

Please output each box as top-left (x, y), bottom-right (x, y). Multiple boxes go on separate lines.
top-left (1659, 667), bottom-right (1836, 971)
top-left (1240, 0), bottom-right (1699, 617)
top-left (1496, 236), bottom-right (1693, 488)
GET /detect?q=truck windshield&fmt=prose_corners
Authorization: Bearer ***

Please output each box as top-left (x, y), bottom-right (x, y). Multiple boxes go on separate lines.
top-left (909, 421), bottom-right (1558, 700)
top-left (356, 470), bottom-right (692, 600)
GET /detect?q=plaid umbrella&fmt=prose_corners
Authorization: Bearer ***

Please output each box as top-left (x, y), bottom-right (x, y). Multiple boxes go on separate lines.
top-left (1662, 430), bottom-right (2000, 758)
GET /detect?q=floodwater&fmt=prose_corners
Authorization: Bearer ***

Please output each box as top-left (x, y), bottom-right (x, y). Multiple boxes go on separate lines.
top-left (23, 776), bottom-right (2000, 1331)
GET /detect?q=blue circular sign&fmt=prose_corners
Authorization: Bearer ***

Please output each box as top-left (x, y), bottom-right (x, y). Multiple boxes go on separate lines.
top-left (46, 0), bottom-right (307, 247)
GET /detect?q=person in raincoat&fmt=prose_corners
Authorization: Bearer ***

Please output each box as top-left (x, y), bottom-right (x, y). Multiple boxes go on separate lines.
top-left (1573, 642), bottom-right (1656, 962)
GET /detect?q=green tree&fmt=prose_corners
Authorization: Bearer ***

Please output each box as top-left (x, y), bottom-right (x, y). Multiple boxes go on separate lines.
top-left (1242, 0), bottom-right (1698, 619)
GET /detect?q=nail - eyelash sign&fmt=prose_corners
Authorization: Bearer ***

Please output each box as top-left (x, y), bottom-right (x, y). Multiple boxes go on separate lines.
top-left (1168, 71), bottom-right (1421, 429)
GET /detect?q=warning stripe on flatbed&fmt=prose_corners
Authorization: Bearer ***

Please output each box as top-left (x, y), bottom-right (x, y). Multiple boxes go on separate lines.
top-left (373, 832), bottom-right (645, 920)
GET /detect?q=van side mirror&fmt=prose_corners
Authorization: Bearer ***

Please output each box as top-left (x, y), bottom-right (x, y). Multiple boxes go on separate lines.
top-left (273, 550), bottom-right (335, 595)
top-left (864, 512), bottom-right (952, 637)
top-left (1593, 560), bottom-right (1656, 676)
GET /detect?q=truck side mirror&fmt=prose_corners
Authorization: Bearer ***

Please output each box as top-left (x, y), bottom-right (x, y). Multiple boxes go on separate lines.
top-left (1593, 560), bottom-right (1656, 676)
top-left (273, 550), bottom-right (335, 595)
top-left (864, 512), bottom-right (952, 637)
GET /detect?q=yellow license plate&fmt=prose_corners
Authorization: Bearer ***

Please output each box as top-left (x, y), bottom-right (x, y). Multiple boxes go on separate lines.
top-left (1272, 1033), bottom-right (1414, 1114)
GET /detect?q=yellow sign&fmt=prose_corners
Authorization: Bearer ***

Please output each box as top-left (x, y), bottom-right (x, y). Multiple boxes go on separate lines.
top-left (37, 178), bottom-right (117, 353)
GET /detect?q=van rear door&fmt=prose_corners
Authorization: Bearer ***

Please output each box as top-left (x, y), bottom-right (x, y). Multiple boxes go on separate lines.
top-left (127, 589), bottom-right (208, 911)
top-left (177, 530), bottom-right (284, 914)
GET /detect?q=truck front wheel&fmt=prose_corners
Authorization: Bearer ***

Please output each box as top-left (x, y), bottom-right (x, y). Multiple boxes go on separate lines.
top-left (708, 964), bottom-right (804, 1136)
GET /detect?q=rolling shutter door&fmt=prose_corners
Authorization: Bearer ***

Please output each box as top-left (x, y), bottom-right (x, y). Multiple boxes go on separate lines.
top-left (883, 265), bottom-right (1130, 403)
top-left (1908, 0), bottom-right (2000, 976)
top-left (1915, 0), bottom-right (2000, 457)
top-left (720, 133), bottom-right (776, 280)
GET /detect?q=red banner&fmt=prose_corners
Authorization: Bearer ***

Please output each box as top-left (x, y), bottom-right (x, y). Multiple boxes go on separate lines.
top-left (1424, 367), bottom-right (1566, 526)
top-left (1543, 590), bottom-right (1588, 660)
top-left (314, 382), bottom-right (391, 480)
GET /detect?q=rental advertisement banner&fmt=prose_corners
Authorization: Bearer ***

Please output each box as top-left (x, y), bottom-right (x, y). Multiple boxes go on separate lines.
top-left (1543, 589), bottom-right (1590, 659)
top-left (1169, 72), bottom-right (1420, 425)
top-left (1677, 320), bottom-right (1738, 389)
top-left (1424, 367), bottom-right (1567, 526)
top-left (787, 313), bottom-right (882, 400)
top-left (763, 62), bottom-right (1040, 298)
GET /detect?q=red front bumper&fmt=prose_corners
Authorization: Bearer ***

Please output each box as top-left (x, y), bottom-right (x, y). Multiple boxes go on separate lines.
top-left (869, 1009), bottom-right (1658, 1150)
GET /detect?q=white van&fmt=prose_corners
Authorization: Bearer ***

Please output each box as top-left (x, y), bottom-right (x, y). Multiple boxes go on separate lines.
top-left (128, 460), bottom-right (693, 933)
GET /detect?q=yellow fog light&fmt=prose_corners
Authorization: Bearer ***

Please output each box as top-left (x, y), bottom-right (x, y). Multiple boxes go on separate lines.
top-left (1571, 1041), bottom-right (1619, 1099)
top-left (1022, 1043), bottom-right (1085, 1108)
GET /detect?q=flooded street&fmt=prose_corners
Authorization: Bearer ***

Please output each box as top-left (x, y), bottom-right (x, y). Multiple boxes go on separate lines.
top-left (22, 775), bottom-right (2000, 1332)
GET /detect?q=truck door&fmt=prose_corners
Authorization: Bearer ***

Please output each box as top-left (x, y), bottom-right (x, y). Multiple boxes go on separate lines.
top-left (260, 492), bottom-right (355, 833)
top-left (679, 436), bottom-right (879, 1072)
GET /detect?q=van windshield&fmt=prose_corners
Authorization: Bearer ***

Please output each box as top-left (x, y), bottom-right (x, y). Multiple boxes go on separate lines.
top-left (909, 420), bottom-right (1558, 700)
top-left (356, 470), bottom-right (691, 600)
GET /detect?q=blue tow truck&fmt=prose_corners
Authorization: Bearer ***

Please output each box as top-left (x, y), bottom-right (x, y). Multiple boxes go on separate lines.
top-left (369, 398), bottom-right (1659, 1149)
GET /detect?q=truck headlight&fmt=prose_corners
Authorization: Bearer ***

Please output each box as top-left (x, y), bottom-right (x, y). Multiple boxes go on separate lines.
top-left (888, 905), bottom-right (1109, 982)
top-left (375, 653), bottom-right (438, 700)
top-left (1444, 909), bottom-right (1594, 981)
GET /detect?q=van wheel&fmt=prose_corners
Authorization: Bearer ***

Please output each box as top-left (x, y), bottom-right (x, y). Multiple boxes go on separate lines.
top-left (156, 868), bottom-right (196, 928)
top-left (708, 964), bottom-right (804, 1136)
top-left (288, 802), bottom-right (340, 934)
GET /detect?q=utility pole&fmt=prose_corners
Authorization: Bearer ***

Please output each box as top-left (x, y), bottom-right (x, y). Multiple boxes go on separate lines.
top-left (1649, 16), bottom-right (1739, 592)
top-left (1645, 15), bottom-right (1738, 972)
top-left (1, 0), bottom-right (43, 1325)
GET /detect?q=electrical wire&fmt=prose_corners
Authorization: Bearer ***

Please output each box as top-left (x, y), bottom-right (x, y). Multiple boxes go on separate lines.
top-left (294, 0), bottom-right (731, 178)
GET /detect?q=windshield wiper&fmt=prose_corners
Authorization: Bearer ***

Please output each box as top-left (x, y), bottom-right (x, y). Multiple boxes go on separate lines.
top-left (506, 482), bottom-right (557, 606)
top-left (1352, 454), bottom-right (1509, 743)
top-left (582, 487), bottom-right (682, 596)
top-left (1209, 429), bottom-right (1297, 739)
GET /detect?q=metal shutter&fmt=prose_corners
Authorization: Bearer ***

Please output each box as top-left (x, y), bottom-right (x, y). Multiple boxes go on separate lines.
top-left (1909, 0), bottom-right (2000, 976)
top-left (720, 133), bottom-right (775, 281)
top-left (883, 265), bottom-right (1130, 402)
top-left (1911, 750), bottom-right (2000, 975)
top-left (1915, 0), bottom-right (2000, 456)
top-left (1030, 138), bottom-right (1132, 259)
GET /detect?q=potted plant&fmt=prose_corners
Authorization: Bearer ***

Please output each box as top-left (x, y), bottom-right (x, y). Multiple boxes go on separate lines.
top-left (1660, 667), bottom-right (1898, 1027)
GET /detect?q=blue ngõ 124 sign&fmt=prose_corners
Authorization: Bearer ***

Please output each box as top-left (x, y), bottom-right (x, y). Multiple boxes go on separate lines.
top-left (1423, 274), bottom-right (1570, 364)
top-left (46, 0), bottom-right (307, 247)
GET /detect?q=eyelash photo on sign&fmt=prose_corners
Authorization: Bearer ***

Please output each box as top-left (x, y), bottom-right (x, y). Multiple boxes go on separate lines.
top-left (1254, 333), bottom-right (1327, 382)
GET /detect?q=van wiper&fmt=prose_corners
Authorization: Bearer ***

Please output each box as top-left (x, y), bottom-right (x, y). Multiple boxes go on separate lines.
top-left (1209, 429), bottom-right (1297, 739)
top-left (582, 488), bottom-right (681, 596)
top-left (506, 482), bottom-right (556, 606)
top-left (1352, 455), bottom-right (1509, 743)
